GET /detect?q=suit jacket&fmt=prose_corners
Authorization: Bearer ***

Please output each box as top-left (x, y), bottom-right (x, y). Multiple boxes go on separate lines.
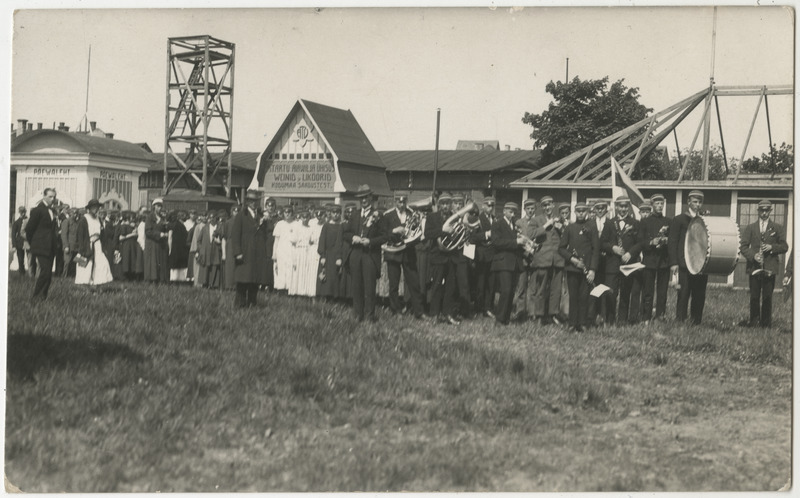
top-left (381, 207), bottom-right (417, 263)
top-left (342, 207), bottom-right (387, 269)
top-left (530, 214), bottom-right (566, 268)
top-left (667, 212), bottom-right (694, 269)
top-left (198, 222), bottom-right (222, 266)
top-left (25, 202), bottom-right (58, 257)
top-left (740, 219), bottom-right (788, 274)
top-left (639, 214), bottom-right (671, 269)
top-left (75, 215), bottom-right (94, 257)
top-left (424, 211), bottom-right (463, 265)
top-left (60, 216), bottom-right (80, 252)
top-left (231, 208), bottom-right (269, 284)
top-left (468, 212), bottom-right (495, 263)
top-left (11, 217), bottom-right (25, 249)
top-left (600, 215), bottom-right (642, 273)
top-left (558, 219), bottom-right (600, 274)
top-left (490, 216), bottom-right (522, 272)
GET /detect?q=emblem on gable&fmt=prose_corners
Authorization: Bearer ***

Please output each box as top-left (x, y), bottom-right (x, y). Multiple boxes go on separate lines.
top-left (292, 121), bottom-right (315, 148)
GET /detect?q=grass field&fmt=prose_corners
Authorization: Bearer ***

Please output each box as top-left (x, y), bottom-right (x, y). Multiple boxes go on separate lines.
top-left (4, 273), bottom-right (793, 492)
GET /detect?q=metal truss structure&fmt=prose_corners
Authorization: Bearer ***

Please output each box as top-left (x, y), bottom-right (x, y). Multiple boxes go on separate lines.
top-left (164, 35), bottom-right (235, 196)
top-left (518, 84), bottom-right (793, 185)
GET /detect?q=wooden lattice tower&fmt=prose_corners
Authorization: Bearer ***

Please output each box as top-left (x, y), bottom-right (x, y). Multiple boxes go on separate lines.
top-left (164, 35), bottom-right (235, 196)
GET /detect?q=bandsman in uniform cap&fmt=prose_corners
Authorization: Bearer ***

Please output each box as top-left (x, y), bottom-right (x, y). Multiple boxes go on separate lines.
top-left (639, 193), bottom-right (671, 322)
top-left (490, 202), bottom-right (525, 325)
top-left (589, 199), bottom-right (610, 324)
top-left (527, 195), bottom-right (567, 326)
top-left (739, 199), bottom-right (788, 327)
top-left (668, 189), bottom-right (708, 325)
top-left (469, 196), bottom-right (498, 317)
top-left (600, 195), bottom-right (643, 325)
top-left (380, 190), bottom-right (425, 319)
top-left (558, 202), bottom-right (600, 332)
top-left (449, 193), bottom-right (472, 319)
top-left (511, 197), bottom-right (539, 322)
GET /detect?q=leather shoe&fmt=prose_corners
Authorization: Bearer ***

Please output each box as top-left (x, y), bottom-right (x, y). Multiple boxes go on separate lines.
top-left (446, 315), bottom-right (461, 326)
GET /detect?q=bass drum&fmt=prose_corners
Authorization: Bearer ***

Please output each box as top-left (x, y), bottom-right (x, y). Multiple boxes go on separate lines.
top-left (684, 216), bottom-right (740, 275)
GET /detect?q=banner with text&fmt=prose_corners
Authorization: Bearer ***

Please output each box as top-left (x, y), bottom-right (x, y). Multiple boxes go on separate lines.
top-left (261, 160), bottom-right (336, 194)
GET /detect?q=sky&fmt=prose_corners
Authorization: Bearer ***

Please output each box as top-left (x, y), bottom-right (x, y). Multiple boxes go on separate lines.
top-left (4, 3), bottom-right (795, 161)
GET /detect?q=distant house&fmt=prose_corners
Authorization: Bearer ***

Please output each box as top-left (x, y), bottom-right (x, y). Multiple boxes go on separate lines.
top-left (456, 140), bottom-right (501, 151)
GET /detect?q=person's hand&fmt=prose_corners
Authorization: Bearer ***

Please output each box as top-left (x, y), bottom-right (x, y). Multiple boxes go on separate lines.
top-left (320, 258), bottom-right (326, 266)
top-left (235, 254), bottom-right (243, 262)
top-left (516, 236), bottom-right (526, 246)
top-left (670, 265), bottom-right (679, 274)
top-left (755, 252), bottom-right (764, 264)
top-left (763, 244), bottom-right (773, 253)
top-left (783, 276), bottom-right (790, 286)
top-left (621, 252), bottom-right (631, 264)
top-left (485, 230), bottom-right (491, 239)
top-left (352, 236), bottom-right (362, 245)
top-left (613, 246), bottom-right (625, 256)
top-left (361, 238), bottom-right (370, 246)
top-left (442, 223), bottom-right (454, 234)
top-left (393, 226), bottom-right (404, 235)
top-left (335, 259), bottom-right (342, 267)
top-left (64, 247), bottom-right (70, 254)
top-left (587, 270), bottom-right (595, 284)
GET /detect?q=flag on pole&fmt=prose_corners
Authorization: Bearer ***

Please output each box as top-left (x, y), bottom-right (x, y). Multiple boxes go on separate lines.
top-left (611, 155), bottom-right (646, 219)
top-left (248, 150), bottom-right (265, 191)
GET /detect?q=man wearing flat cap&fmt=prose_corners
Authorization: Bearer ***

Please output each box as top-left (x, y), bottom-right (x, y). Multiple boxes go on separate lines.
top-left (231, 190), bottom-right (270, 307)
top-left (381, 191), bottom-right (424, 318)
top-left (343, 184), bottom-right (388, 322)
top-left (490, 202), bottom-right (525, 325)
top-left (668, 190), bottom-right (708, 325)
top-left (558, 203), bottom-right (600, 332)
top-left (468, 196), bottom-right (497, 318)
top-left (144, 197), bottom-right (170, 283)
top-left (639, 193), bottom-right (671, 322)
top-left (739, 199), bottom-right (788, 327)
top-left (600, 195), bottom-right (643, 325)
top-left (589, 200), bottom-right (610, 324)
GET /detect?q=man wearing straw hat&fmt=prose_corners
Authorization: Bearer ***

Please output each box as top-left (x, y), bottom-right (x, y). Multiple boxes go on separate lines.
top-left (668, 190), bottom-right (708, 325)
top-left (739, 199), bottom-right (788, 327)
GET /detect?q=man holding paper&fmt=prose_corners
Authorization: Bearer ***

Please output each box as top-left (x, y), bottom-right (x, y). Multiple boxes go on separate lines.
top-left (558, 203), bottom-right (599, 332)
top-left (639, 193), bottom-right (671, 322)
top-left (600, 195), bottom-right (643, 325)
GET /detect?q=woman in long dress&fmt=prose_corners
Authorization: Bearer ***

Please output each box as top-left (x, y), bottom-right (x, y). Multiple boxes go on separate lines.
top-left (168, 210), bottom-right (190, 282)
top-left (317, 205), bottom-right (343, 300)
top-left (74, 199), bottom-right (114, 287)
top-left (303, 210), bottom-right (324, 296)
top-left (117, 210), bottom-right (138, 280)
top-left (272, 206), bottom-right (294, 292)
top-left (288, 209), bottom-right (312, 296)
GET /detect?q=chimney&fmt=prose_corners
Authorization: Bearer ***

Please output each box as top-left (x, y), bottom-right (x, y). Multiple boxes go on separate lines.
top-left (90, 121), bottom-right (97, 132)
top-left (105, 133), bottom-right (114, 139)
top-left (37, 123), bottom-right (43, 130)
top-left (63, 125), bottom-right (70, 132)
top-left (57, 122), bottom-right (66, 131)
top-left (505, 145), bottom-right (510, 151)
top-left (27, 123), bottom-right (33, 132)
top-left (17, 119), bottom-right (27, 136)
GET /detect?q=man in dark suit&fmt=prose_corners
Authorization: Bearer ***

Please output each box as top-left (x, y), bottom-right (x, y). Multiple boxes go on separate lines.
top-left (490, 202), bottom-right (524, 325)
top-left (558, 203), bottom-right (599, 332)
top-left (381, 191), bottom-right (424, 319)
top-left (11, 206), bottom-right (27, 276)
top-left (668, 190), bottom-right (708, 325)
top-left (600, 195), bottom-right (643, 325)
top-left (468, 196), bottom-right (496, 318)
top-left (739, 199), bottom-right (788, 327)
top-left (589, 200), bottom-right (610, 324)
top-left (342, 185), bottom-right (388, 322)
top-left (232, 190), bottom-right (269, 308)
top-left (425, 193), bottom-right (467, 325)
top-left (60, 207), bottom-right (80, 278)
top-left (25, 188), bottom-right (59, 300)
top-left (639, 193), bottom-right (671, 322)
top-left (511, 198), bottom-right (538, 321)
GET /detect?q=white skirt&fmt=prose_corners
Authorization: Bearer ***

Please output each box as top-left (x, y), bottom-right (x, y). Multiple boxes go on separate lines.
top-left (75, 240), bottom-right (114, 286)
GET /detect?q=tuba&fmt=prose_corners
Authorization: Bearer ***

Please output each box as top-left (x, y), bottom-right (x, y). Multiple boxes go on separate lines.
top-left (438, 201), bottom-right (480, 251)
top-left (382, 197), bottom-right (430, 253)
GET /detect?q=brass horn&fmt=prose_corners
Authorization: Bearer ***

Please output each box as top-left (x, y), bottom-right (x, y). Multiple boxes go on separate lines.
top-left (382, 198), bottom-right (428, 253)
top-left (438, 201), bottom-right (479, 251)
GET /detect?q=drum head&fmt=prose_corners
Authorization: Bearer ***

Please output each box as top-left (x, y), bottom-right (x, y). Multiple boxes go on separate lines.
top-left (685, 218), bottom-right (709, 275)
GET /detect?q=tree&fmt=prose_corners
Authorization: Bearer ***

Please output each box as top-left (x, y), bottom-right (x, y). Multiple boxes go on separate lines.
top-left (739, 143), bottom-right (794, 175)
top-left (522, 77), bottom-right (653, 165)
top-left (665, 145), bottom-right (730, 181)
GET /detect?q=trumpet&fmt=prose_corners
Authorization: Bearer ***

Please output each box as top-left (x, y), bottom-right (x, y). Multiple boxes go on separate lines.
top-left (751, 232), bottom-right (773, 277)
top-left (438, 201), bottom-right (480, 251)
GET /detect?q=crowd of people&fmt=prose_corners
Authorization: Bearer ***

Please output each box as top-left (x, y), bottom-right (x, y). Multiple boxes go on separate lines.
top-left (11, 186), bottom-right (791, 328)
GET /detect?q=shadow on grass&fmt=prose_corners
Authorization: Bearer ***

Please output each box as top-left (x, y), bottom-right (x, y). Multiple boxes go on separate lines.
top-left (7, 333), bottom-right (146, 381)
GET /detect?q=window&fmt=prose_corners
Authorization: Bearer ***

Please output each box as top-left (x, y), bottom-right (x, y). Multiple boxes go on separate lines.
top-left (311, 153), bottom-right (317, 159)
top-left (282, 154), bottom-right (287, 160)
top-left (289, 154), bottom-right (295, 160)
top-left (304, 153), bottom-right (309, 159)
top-left (737, 200), bottom-right (787, 228)
top-left (326, 153), bottom-right (332, 159)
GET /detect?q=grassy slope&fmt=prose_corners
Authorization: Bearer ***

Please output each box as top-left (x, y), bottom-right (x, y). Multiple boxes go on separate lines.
top-left (4, 274), bottom-right (792, 492)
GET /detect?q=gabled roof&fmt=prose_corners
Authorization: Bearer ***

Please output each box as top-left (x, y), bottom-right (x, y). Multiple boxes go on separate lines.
top-left (258, 99), bottom-right (385, 171)
top-left (11, 130), bottom-right (153, 162)
top-left (380, 149), bottom-right (541, 172)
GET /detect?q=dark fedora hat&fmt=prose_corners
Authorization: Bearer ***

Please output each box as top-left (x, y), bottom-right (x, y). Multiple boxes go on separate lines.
top-left (354, 184), bottom-right (373, 198)
top-left (86, 199), bottom-right (102, 210)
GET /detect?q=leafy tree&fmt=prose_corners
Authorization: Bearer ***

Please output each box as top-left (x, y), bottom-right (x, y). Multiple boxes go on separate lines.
top-left (739, 143), bottom-right (794, 174)
top-left (522, 77), bottom-right (653, 165)
top-left (665, 145), bottom-right (730, 181)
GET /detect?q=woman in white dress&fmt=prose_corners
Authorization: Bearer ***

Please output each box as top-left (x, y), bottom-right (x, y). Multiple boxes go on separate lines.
top-left (272, 205), bottom-right (295, 291)
top-left (288, 210), bottom-right (312, 296)
top-left (303, 210), bottom-right (325, 296)
top-left (74, 199), bottom-right (114, 287)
